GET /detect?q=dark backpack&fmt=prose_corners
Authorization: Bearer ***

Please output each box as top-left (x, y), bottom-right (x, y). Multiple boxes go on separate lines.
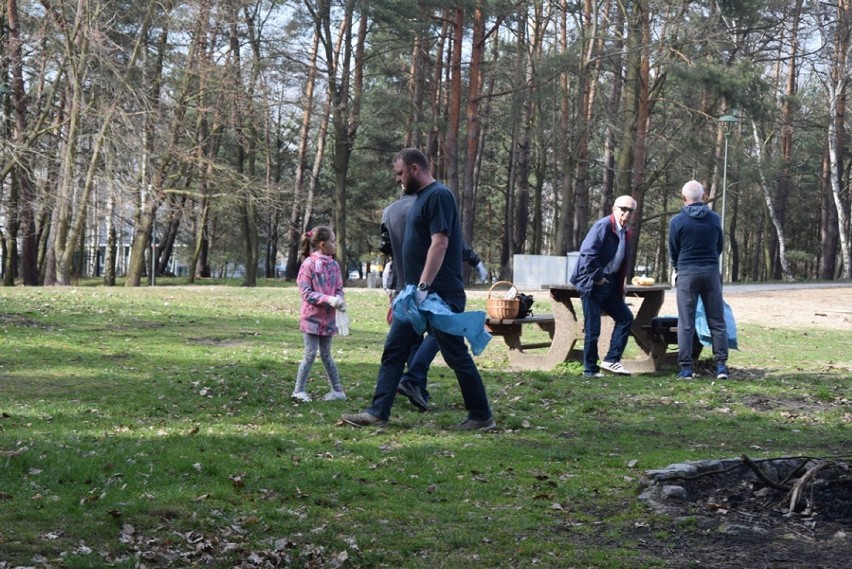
top-left (517, 293), bottom-right (534, 318)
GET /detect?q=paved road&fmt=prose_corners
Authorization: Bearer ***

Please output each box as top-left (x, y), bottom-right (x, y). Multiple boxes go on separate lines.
top-left (722, 281), bottom-right (852, 293)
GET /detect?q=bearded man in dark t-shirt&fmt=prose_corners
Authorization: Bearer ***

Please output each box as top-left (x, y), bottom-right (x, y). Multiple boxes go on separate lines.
top-left (342, 148), bottom-right (494, 431)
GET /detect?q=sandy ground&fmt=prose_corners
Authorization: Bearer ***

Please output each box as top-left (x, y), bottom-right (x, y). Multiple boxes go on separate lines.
top-left (657, 283), bottom-right (852, 331)
top-left (377, 281), bottom-right (852, 331)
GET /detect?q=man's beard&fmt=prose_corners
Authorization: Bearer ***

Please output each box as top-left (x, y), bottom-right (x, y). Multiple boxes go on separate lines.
top-left (402, 182), bottom-right (418, 195)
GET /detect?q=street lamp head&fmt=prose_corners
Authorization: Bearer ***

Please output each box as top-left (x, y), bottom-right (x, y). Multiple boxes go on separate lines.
top-left (718, 113), bottom-right (738, 137)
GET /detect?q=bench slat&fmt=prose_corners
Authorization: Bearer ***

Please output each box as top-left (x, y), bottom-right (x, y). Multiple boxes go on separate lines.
top-left (515, 342), bottom-right (553, 350)
top-left (486, 314), bottom-right (554, 325)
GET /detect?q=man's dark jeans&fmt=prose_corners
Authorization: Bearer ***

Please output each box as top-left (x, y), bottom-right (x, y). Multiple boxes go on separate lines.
top-left (400, 334), bottom-right (438, 401)
top-left (367, 290), bottom-right (491, 421)
top-left (579, 279), bottom-right (634, 374)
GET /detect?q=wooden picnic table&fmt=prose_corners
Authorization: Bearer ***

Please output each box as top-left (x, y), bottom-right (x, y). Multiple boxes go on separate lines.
top-left (490, 283), bottom-right (677, 372)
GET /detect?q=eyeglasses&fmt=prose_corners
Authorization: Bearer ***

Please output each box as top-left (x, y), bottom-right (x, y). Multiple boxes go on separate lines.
top-left (615, 206), bottom-right (635, 214)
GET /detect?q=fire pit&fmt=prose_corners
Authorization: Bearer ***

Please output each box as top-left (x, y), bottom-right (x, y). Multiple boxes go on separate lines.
top-left (639, 456), bottom-right (852, 528)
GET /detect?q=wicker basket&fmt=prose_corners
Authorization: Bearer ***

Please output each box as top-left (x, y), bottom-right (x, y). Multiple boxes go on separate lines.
top-left (486, 281), bottom-right (520, 319)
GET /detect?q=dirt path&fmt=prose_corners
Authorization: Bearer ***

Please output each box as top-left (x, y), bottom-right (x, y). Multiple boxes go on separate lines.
top-left (658, 283), bottom-right (852, 331)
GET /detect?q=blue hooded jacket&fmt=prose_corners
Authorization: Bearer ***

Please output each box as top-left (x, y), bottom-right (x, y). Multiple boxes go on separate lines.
top-left (668, 203), bottom-right (723, 276)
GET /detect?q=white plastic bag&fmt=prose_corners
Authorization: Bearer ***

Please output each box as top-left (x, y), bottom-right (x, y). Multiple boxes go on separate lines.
top-left (336, 310), bottom-right (350, 336)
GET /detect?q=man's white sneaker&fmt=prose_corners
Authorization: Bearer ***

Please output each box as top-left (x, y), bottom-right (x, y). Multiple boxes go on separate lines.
top-left (600, 361), bottom-right (631, 375)
top-left (291, 391), bottom-right (312, 402)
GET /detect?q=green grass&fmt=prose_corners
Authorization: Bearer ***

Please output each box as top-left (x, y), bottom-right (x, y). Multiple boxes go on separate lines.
top-left (1, 281), bottom-right (850, 567)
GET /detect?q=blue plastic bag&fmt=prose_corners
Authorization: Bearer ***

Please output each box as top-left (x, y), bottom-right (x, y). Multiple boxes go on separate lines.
top-left (695, 297), bottom-right (738, 350)
top-left (392, 285), bottom-right (492, 355)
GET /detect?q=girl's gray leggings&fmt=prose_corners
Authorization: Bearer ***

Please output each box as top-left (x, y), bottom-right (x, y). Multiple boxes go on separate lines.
top-left (293, 333), bottom-right (341, 392)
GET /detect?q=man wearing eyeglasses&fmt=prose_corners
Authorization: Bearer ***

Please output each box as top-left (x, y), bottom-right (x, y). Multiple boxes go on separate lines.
top-left (668, 180), bottom-right (728, 380)
top-left (569, 196), bottom-right (638, 377)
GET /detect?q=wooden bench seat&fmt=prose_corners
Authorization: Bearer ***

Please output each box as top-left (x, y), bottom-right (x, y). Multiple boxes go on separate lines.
top-left (640, 316), bottom-right (703, 367)
top-left (486, 314), bottom-right (556, 351)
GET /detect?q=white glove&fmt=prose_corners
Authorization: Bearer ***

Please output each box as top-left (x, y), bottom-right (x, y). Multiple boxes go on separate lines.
top-left (328, 296), bottom-right (347, 312)
top-left (414, 289), bottom-right (428, 306)
top-left (475, 261), bottom-right (488, 281)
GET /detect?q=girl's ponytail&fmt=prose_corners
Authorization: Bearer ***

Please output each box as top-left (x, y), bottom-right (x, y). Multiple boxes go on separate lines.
top-left (300, 226), bottom-right (333, 260)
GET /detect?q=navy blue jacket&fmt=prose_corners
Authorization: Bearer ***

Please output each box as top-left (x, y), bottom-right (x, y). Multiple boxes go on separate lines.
top-left (569, 214), bottom-right (632, 296)
top-left (668, 203), bottom-right (723, 275)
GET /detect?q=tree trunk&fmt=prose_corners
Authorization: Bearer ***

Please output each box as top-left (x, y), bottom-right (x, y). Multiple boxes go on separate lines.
top-left (103, 190), bottom-right (117, 285)
top-left (751, 120), bottom-right (794, 280)
top-left (445, 9), bottom-right (464, 198)
top-left (820, 145), bottom-right (839, 279)
top-left (615, 2), bottom-right (639, 200)
top-left (314, 0), bottom-right (364, 269)
top-left (555, 0), bottom-right (574, 254)
top-left (128, 4), bottom-right (190, 286)
top-left (187, 6), bottom-right (217, 283)
top-left (188, 194), bottom-right (211, 282)
top-left (285, 30), bottom-right (320, 280)
top-left (828, 71), bottom-right (852, 279)
top-left (729, 188), bottom-right (740, 282)
top-left (156, 194), bottom-right (187, 276)
top-left (406, 4), bottom-right (429, 149)
top-left (462, 4), bottom-right (485, 251)
top-left (509, 10), bottom-right (528, 258)
top-left (626, 0), bottom-right (650, 281)
top-left (304, 97), bottom-right (332, 236)
top-left (5, 0), bottom-right (39, 285)
top-left (229, 15), bottom-right (258, 287)
top-left (426, 13), bottom-right (450, 168)
top-left (598, 3), bottom-right (625, 224)
top-left (827, 0), bottom-right (852, 279)
top-left (571, 0), bottom-right (595, 253)
top-left (764, 1), bottom-right (802, 280)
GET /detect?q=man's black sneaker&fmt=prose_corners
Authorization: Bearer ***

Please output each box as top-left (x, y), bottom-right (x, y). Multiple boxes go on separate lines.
top-left (397, 381), bottom-right (429, 412)
top-left (451, 417), bottom-right (497, 431)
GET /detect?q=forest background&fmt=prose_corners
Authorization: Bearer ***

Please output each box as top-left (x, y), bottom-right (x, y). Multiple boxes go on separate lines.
top-left (2, 0), bottom-right (851, 288)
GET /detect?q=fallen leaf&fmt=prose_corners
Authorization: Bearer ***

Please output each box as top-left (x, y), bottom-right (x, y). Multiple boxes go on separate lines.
top-left (80, 494), bottom-right (100, 505)
top-left (229, 473), bottom-right (246, 488)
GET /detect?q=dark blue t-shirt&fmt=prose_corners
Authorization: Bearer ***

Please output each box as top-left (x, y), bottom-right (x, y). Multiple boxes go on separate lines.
top-left (402, 181), bottom-right (464, 294)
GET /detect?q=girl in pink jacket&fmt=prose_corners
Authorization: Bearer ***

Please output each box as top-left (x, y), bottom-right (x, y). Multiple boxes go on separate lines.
top-left (292, 226), bottom-right (347, 402)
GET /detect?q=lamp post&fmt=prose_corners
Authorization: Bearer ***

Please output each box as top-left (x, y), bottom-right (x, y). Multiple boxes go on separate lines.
top-left (717, 113), bottom-right (738, 279)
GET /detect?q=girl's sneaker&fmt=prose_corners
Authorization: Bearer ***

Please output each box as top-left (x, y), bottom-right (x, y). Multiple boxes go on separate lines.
top-left (291, 391), bottom-right (312, 402)
top-left (323, 390), bottom-right (347, 401)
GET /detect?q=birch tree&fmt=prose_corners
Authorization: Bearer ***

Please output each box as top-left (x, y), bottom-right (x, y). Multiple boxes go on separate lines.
top-left (826, 0), bottom-right (852, 279)
top-left (750, 120), bottom-right (793, 280)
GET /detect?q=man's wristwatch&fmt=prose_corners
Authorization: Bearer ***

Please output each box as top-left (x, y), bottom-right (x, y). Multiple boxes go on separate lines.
top-left (417, 282), bottom-right (430, 292)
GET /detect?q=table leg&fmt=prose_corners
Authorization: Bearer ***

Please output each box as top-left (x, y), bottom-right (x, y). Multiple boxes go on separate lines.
top-left (631, 290), bottom-right (665, 353)
top-left (506, 290), bottom-right (582, 369)
top-left (593, 291), bottom-right (666, 373)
